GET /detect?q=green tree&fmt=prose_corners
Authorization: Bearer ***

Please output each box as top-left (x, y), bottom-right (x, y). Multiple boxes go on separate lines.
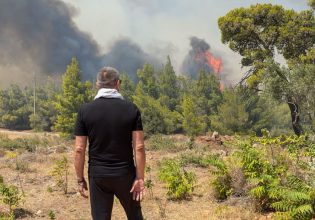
top-left (218, 3), bottom-right (315, 135)
top-left (136, 64), bottom-right (159, 99)
top-left (53, 58), bottom-right (92, 137)
top-left (181, 95), bottom-right (207, 138)
top-left (194, 70), bottom-right (222, 124)
top-left (133, 86), bottom-right (181, 135)
top-left (0, 85), bottom-right (31, 130)
top-left (211, 89), bottom-right (249, 135)
top-left (158, 56), bottom-right (180, 111)
top-left (29, 80), bottom-right (58, 131)
top-left (119, 73), bottom-right (135, 102)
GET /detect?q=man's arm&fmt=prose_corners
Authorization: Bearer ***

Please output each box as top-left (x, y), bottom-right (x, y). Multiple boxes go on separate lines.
top-left (74, 135), bottom-right (88, 198)
top-left (130, 130), bottom-right (146, 201)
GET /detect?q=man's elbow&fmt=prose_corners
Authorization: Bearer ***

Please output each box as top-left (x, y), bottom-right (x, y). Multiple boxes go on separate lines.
top-left (75, 146), bottom-right (86, 155)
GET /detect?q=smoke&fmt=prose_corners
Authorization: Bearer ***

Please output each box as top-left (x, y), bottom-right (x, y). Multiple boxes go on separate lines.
top-left (103, 38), bottom-right (160, 81)
top-left (0, 0), bottom-right (159, 84)
top-left (181, 36), bottom-right (223, 79)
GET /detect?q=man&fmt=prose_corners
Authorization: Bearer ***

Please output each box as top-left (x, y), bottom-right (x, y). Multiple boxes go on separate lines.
top-left (74, 67), bottom-right (146, 220)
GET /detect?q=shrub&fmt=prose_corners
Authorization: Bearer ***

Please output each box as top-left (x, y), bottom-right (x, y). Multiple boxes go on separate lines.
top-left (158, 159), bottom-right (195, 200)
top-left (50, 156), bottom-right (69, 194)
top-left (48, 210), bottom-right (56, 219)
top-left (0, 182), bottom-right (23, 215)
top-left (206, 154), bottom-right (232, 200)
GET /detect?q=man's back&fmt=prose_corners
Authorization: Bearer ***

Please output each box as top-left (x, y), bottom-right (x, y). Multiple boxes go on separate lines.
top-left (75, 98), bottom-right (143, 177)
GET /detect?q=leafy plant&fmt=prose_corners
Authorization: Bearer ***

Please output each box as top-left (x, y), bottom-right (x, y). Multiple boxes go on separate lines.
top-left (48, 210), bottom-right (56, 219)
top-left (158, 159), bottom-right (195, 200)
top-left (50, 156), bottom-right (69, 194)
top-left (144, 166), bottom-right (154, 199)
top-left (0, 182), bottom-right (23, 215)
top-left (206, 154), bottom-right (232, 200)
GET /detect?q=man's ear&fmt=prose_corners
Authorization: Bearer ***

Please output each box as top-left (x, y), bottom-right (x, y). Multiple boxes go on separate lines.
top-left (115, 80), bottom-right (121, 91)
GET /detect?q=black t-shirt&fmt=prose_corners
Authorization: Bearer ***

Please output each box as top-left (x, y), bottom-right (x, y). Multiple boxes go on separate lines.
top-left (74, 98), bottom-right (143, 177)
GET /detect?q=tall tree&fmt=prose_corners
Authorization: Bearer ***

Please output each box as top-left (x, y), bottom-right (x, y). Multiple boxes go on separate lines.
top-left (218, 3), bottom-right (315, 135)
top-left (181, 94), bottom-right (207, 138)
top-left (192, 70), bottom-right (222, 130)
top-left (53, 58), bottom-right (92, 137)
top-left (136, 64), bottom-right (159, 99)
top-left (158, 56), bottom-right (180, 111)
top-left (119, 73), bottom-right (135, 102)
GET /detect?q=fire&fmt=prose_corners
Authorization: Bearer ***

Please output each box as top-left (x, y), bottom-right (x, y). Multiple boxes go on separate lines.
top-left (194, 50), bottom-right (222, 75)
top-left (204, 51), bottom-right (222, 75)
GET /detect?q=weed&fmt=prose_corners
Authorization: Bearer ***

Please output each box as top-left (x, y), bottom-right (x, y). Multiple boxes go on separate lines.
top-left (158, 159), bottom-right (195, 200)
top-left (48, 210), bottom-right (56, 219)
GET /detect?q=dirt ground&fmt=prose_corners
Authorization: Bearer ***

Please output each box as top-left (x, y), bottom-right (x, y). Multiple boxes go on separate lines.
top-left (0, 130), bottom-right (272, 220)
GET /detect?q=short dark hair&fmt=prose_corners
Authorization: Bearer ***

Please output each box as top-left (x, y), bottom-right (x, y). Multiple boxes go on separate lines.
top-left (96, 67), bottom-right (120, 89)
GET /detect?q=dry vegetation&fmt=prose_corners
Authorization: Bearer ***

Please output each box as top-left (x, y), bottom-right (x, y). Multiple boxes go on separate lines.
top-left (0, 130), bottom-right (273, 220)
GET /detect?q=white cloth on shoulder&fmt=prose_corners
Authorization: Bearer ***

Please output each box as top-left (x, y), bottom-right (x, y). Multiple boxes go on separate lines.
top-left (94, 88), bottom-right (124, 100)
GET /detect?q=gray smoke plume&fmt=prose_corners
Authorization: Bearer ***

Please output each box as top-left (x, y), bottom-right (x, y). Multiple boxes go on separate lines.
top-left (0, 0), bottom-right (158, 83)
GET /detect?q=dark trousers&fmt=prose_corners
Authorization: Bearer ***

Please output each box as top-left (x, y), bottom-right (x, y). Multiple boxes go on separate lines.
top-left (89, 173), bottom-right (143, 220)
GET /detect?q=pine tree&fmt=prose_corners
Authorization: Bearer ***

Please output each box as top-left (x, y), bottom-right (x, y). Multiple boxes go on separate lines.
top-left (136, 64), bottom-right (159, 99)
top-left (53, 58), bottom-right (92, 137)
top-left (181, 95), bottom-right (207, 138)
top-left (158, 56), bottom-right (180, 111)
top-left (119, 73), bottom-right (135, 102)
top-left (211, 89), bottom-right (249, 135)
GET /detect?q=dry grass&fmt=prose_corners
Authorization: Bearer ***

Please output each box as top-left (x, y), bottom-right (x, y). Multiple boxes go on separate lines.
top-left (0, 131), bottom-right (271, 220)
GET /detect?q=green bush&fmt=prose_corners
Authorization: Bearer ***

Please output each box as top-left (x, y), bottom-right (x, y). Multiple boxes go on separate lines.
top-left (206, 154), bottom-right (233, 200)
top-left (0, 182), bottom-right (23, 215)
top-left (50, 156), bottom-right (69, 194)
top-left (158, 159), bottom-right (195, 200)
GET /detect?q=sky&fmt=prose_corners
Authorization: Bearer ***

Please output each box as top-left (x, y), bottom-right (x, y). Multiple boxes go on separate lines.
top-left (61, 0), bottom-right (310, 83)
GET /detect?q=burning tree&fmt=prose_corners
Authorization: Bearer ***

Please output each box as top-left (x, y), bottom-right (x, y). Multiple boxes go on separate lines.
top-left (181, 37), bottom-right (223, 89)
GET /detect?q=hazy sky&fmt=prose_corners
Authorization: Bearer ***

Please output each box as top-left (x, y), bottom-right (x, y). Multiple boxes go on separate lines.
top-left (62, 0), bottom-right (309, 82)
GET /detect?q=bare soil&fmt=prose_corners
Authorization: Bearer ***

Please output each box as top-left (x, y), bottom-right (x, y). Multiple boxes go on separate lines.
top-left (0, 130), bottom-right (272, 220)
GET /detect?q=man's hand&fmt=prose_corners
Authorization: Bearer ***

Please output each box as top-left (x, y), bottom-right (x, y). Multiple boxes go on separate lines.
top-left (78, 178), bottom-right (88, 198)
top-left (130, 178), bottom-right (145, 201)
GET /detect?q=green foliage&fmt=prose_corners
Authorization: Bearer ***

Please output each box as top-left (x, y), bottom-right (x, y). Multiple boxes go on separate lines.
top-left (53, 57), bottom-right (92, 137)
top-left (158, 159), bottom-right (196, 200)
top-left (0, 134), bottom-right (41, 152)
top-left (119, 73), bottom-right (135, 102)
top-left (133, 87), bottom-right (181, 135)
top-left (181, 94), bottom-right (207, 137)
top-left (145, 166), bottom-right (154, 199)
top-left (218, 3), bottom-right (315, 135)
top-left (0, 182), bottom-right (23, 214)
top-left (48, 210), bottom-right (56, 220)
top-left (0, 85), bottom-right (32, 130)
top-left (206, 154), bottom-right (232, 200)
top-left (136, 63), bottom-right (159, 99)
top-left (158, 56), bottom-right (180, 111)
top-left (51, 156), bottom-right (69, 194)
top-left (211, 89), bottom-right (249, 135)
top-left (29, 80), bottom-right (58, 131)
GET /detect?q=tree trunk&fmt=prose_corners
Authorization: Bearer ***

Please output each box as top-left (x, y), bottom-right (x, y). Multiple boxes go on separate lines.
top-left (287, 98), bottom-right (303, 136)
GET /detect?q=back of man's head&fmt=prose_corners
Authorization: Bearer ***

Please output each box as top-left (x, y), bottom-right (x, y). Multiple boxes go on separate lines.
top-left (96, 67), bottom-right (120, 89)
